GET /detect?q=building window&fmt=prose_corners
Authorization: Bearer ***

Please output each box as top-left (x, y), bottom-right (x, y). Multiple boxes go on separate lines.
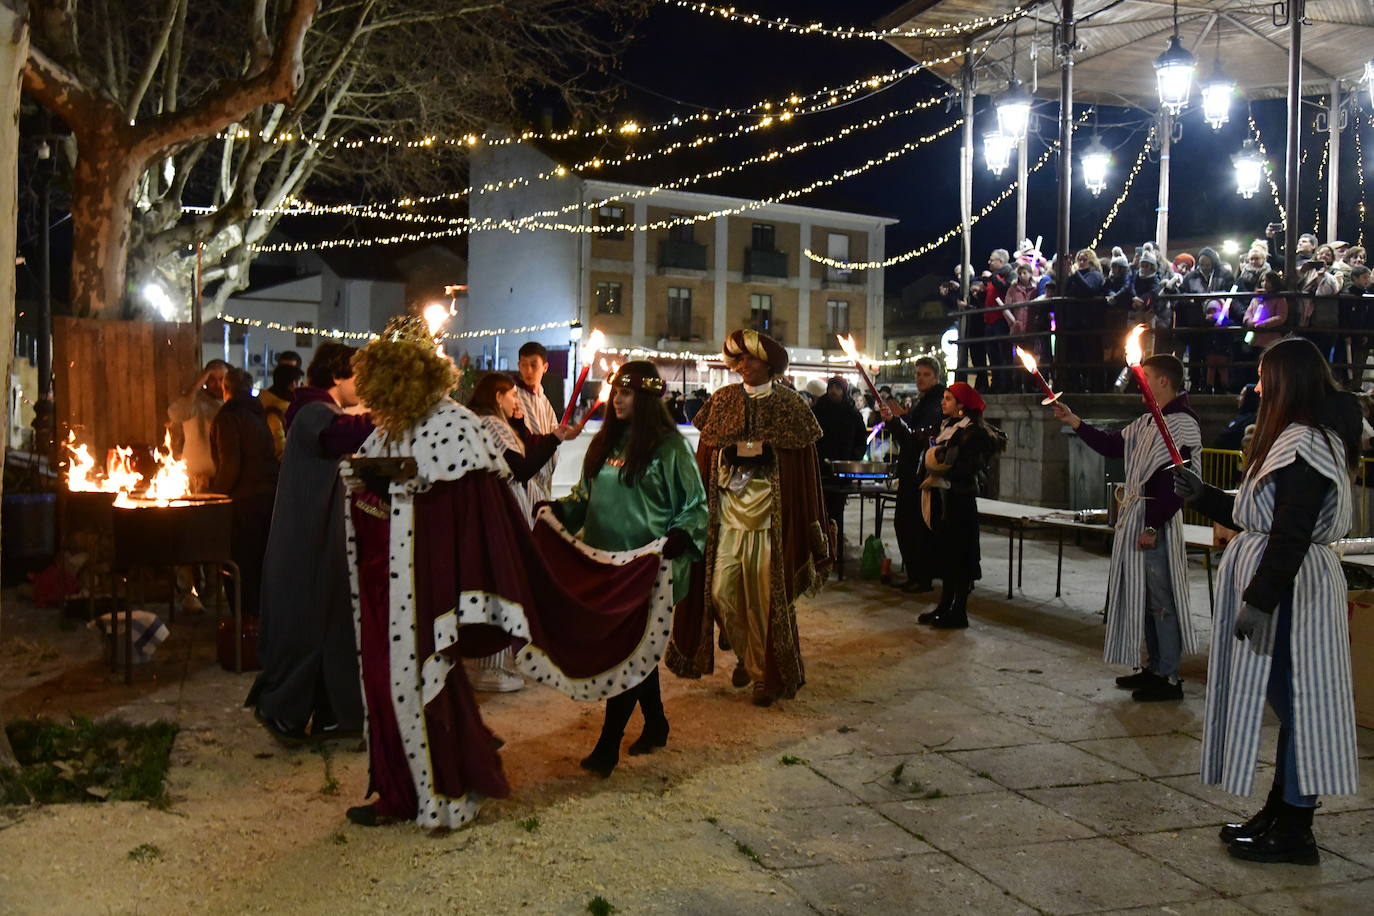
top-left (669, 216), bottom-right (694, 245)
top-left (827, 299), bottom-right (850, 335)
top-left (595, 281), bottom-right (623, 315)
top-left (294, 321), bottom-right (314, 348)
top-left (598, 205), bottom-right (626, 240)
top-left (826, 233), bottom-right (852, 282)
top-left (751, 223), bottom-right (776, 251)
top-left (667, 287), bottom-right (692, 339)
top-left (749, 292), bottom-right (772, 331)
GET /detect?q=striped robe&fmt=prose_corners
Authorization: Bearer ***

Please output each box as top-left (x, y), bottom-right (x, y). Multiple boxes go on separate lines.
top-left (1201, 423), bottom-right (1358, 798)
top-left (1103, 412), bottom-right (1203, 667)
top-left (515, 383), bottom-right (559, 506)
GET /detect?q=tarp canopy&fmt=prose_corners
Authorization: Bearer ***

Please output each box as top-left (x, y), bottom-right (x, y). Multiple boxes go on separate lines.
top-left (881, 0), bottom-right (1374, 108)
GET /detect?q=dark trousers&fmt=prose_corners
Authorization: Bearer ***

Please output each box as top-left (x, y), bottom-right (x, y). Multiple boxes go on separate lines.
top-left (1268, 598), bottom-right (1318, 808)
top-left (984, 317), bottom-right (1011, 393)
top-left (963, 315), bottom-right (990, 391)
top-left (892, 481), bottom-right (933, 584)
top-left (596, 668), bottom-right (665, 744)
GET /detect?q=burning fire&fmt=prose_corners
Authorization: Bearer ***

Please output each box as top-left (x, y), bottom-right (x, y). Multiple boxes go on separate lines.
top-left (584, 328), bottom-right (607, 361)
top-left (1015, 346), bottom-right (1039, 373)
top-left (1125, 324), bottom-right (1147, 367)
top-left (66, 430), bottom-right (191, 507)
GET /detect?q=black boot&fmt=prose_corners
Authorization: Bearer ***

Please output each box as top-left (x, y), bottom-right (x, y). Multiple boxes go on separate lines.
top-left (581, 688), bottom-right (637, 778)
top-left (1227, 801), bottom-right (1320, 865)
top-left (931, 584), bottom-right (970, 629)
top-left (1219, 783), bottom-right (1283, 843)
top-left (627, 670), bottom-right (669, 756)
top-left (918, 585), bottom-right (954, 624)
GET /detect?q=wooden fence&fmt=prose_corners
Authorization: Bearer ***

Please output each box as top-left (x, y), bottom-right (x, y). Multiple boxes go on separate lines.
top-left (53, 317), bottom-right (200, 453)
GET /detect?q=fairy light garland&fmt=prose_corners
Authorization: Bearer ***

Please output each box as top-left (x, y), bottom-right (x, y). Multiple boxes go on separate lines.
top-left (804, 112), bottom-right (1091, 271)
top-left (1247, 115), bottom-right (1287, 223)
top-left (216, 313), bottom-right (575, 342)
top-left (189, 90), bottom-right (953, 230)
top-left (660, 0), bottom-right (1032, 41)
top-left (251, 120), bottom-right (964, 253)
top-left (1355, 122), bottom-right (1367, 248)
top-left (1312, 132), bottom-right (1328, 237)
top-left (218, 45), bottom-right (981, 156)
top-left (1091, 126), bottom-right (1154, 249)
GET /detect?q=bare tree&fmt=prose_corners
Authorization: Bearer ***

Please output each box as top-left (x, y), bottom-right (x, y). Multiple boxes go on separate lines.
top-left (22, 0), bottom-right (642, 318)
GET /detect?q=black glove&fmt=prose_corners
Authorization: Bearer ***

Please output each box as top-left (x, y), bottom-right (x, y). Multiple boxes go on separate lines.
top-left (1172, 465), bottom-right (1205, 503)
top-left (533, 500), bottom-right (563, 523)
top-left (1234, 603), bottom-right (1270, 642)
top-left (662, 528), bottom-right (692, 560)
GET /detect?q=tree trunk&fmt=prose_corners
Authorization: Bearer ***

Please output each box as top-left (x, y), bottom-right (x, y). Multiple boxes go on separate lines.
top-left (69, 131), bottom-right (140, 318)
top-left (0, 0), bottom-right (32, 770)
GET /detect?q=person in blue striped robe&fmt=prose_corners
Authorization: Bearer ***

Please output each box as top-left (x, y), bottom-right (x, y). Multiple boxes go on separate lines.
top-left (1175, 336), bottom-right (1363, 866)
top-left (1054, 354), bottom-right (1202, 701)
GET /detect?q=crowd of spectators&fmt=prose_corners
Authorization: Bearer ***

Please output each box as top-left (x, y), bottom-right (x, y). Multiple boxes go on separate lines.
top-left (947, 230), bottom-right (1374, 396)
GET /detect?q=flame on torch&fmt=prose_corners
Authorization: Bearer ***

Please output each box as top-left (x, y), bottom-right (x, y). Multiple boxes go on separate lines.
top-left (1015, 346), bottom-right (1039, 374)
top-left (835, 333), bottom-right (862, 364)
top-left (1125, 324), bottom-right (1147, 367)
top-left (584, 328), bottom-right (606, 361)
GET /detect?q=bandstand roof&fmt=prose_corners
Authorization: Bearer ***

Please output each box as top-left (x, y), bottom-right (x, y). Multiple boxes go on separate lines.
top-left (881, 0), bottom-right (1374, 109)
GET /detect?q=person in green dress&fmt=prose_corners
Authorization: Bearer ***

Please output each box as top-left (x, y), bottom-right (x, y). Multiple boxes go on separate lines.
top-left (546, 361), bottom-right (709, 777)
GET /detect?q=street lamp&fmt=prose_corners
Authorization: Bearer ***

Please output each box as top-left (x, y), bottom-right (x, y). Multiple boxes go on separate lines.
top-left (1080, 135), bottom-right (1111, 196)
top-left (995, 80), bottom-right (1033, 142)
top-left (1154, 35), bottom-right (1197, 116)
top-left (983, 130), bottom-right (1014, 176)
top-left (1200, 68), bottom-right (1234, 130)
top-left (141, 281), bottom-right (177, 321)
top-left (1233, 140), bottom-right (1264, 199)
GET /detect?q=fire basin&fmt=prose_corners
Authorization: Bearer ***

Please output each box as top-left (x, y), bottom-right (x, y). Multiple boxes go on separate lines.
top-left (111, 495), bottom-right (233, 569)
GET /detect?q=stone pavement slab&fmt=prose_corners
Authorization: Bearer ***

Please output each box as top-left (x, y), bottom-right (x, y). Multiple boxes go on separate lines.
top-left (874, 791), bottom-right (1097, 851)
top-left (1309, 809), bottom-right (1374, 868)
top-left (1121, 826), bottom-right (1374, 897)
top-left (947, 741), bottom-right (1141, 790)
top-left (713, 802), bottom-right (932, 870)
top-left (1071, 733), bottom-right (1206, 777)
top-left (1236, 877), bottom-right (1374, 914)
top-left (779, 852), bottom-right (1037, 916)
top-left (808, 749), bottom-right (1000, 803)
top-left (1026, 779), bottom-right (1236, 835)
top-left (958, 837), bottom-right (1212, 914)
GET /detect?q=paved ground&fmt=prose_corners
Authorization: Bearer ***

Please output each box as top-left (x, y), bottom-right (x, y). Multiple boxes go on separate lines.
top-left (1, 512), bottom-right (1372, 915)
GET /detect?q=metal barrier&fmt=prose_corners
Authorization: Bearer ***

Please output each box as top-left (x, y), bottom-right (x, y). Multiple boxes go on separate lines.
top-left (1182, 448), bottom-right (1244, 528)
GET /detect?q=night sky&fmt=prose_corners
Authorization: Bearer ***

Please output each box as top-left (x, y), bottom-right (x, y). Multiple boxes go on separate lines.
top-left (614, 0), bottom-right (1355, 292)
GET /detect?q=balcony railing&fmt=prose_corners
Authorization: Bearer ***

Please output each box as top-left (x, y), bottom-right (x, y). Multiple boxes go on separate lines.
top-left (658, 239), bottom-right (708, 272)
top-left (824, 265), bottom-right (864, 286)
top-left (659, 314), bottom-right (707, 342)
top-left (745, 247), bottom-right (788, 279)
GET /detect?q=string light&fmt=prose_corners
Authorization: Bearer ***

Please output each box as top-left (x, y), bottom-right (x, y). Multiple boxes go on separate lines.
top-left (659, 0), bottom-right (1033, 41)
top-left (1091, 126), bottom-right (1155, 249)
top-left (1247, 114), bottom-right (1287, 223)
top-left (805, 112), bottom-right (1091, 270)
top-left (252, 120), bottom-right (964, 252)
top-left (1355, 121), bottom-right (1367, 248)
top-left (194, 90), bottom-right (953, 230)
top-left (216, 312), bottom-right (575, 342)
top-left (216, 45), bottom-right (981, 158)
top-left (1312, 134), bottom-right (1328, 237)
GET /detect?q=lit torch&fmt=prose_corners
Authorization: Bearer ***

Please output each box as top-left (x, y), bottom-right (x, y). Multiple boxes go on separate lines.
top-left (560, 328), bottom-right (606, 425)
top-left (835, 334), bottom-right (882, 403)
top-left (1015, 346), bottom-right (1061, 406)
top-left (577, 360), bottom-right (617, 432)
top-left (1125, 324), bottom-right (1185, 466)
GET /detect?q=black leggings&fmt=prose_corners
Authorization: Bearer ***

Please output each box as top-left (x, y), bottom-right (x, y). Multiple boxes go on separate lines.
top-left (597, 668), bottom-right (664, 743)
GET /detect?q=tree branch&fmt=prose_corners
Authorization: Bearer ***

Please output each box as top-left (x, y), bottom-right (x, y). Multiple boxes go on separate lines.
top-left (125, 0), bottom-right (181, 119)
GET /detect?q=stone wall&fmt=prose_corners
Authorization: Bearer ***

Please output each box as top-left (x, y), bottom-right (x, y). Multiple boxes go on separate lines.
top-left (982, 393), bottom-right (1239, 510)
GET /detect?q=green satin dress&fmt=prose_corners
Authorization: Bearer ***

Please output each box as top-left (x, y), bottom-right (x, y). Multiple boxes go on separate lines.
top-left (556, 433), bottom-right (709, 603)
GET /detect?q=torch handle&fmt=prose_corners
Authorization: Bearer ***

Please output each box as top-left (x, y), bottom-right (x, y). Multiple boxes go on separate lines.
top-left (1130, 366), bottom-right (1185, 466)
top-left (560, 365), bottom-right (592, 426)
top-left (854, 364), bottom-right (882, 404)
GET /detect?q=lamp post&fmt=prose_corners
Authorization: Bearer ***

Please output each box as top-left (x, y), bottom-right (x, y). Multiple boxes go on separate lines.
top-left (983, 130), bottom-right (1014, 176)
top-left (1080, 135), bottom-right (1111, 197)
top-left (1233, 140), bottom-right (1264, 199)
top-left (1154, 35), bottom-right (1197, 116)
top-left (995, 80), bottom-right (1033, 143)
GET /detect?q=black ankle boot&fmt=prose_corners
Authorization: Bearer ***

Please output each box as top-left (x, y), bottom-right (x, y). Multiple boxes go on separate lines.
top-left (931, 585), bottom-right (970, 629)
top-left (580, 688), bottom-right (637, 778)
top-left (918, 586), bottom-right (954, 624)
top-left (579, 737), bottom-right (621, 777)
top-left (628, 718), bottom-right (669, 755)
top-left (627, 670), bottom-right (669, 755)
top-left (1219, 784), bottom-right (1283, 843)
top-left (1227, 802), bottom-right (1319, 865)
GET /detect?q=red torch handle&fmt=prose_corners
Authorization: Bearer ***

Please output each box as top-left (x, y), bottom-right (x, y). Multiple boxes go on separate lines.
top-left (853, 363), bottom-right (882, 404)
top-left (1029, 370), bottom-right (1056, 401)
top-left (1130, 366), bottom-right (1185, 466)
top-left (560, 365), bottom-right (592, 426)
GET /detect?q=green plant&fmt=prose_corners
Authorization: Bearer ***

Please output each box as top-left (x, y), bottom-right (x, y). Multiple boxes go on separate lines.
top-left (586, 896), bottom-right (616, 916)
top-left (127, 843), bottom-right (162, 863)
top-left (735, 841), bottom-right (761, 864)
top-left (517, 816), bottom-right (540, 833)
top-left (0, 717), bottom-right (178, 806)
top-left (889, 762), bottom-right (906, 784)
top-left (779, 754), bottom-right (803, 766)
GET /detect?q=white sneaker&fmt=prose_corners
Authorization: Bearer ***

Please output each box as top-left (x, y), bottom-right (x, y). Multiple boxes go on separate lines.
top-left (470, 668), bottom-right (524, 693)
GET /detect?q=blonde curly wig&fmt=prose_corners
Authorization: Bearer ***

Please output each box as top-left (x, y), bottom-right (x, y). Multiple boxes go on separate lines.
top-left (352, 338), bottom-right (458, 436)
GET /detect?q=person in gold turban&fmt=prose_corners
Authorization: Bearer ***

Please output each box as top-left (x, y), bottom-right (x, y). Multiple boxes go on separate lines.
top-left (668, 330), bottom-right (833, 706)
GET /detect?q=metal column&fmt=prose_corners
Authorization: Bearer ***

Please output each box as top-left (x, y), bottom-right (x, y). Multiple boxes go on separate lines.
top-left (1283, 0), bottom-right (1302, 287)
top-left (958, 48), bottom-right (975, 378)
top-left (1327, 80), bottom-right (1342, 241)
top-left (1156, 112), bottom-right (1172, 260)
top-left (1054, 0), bottom-right (1075, 288)
top-left (1016, 133), bottom-right (1029, 244)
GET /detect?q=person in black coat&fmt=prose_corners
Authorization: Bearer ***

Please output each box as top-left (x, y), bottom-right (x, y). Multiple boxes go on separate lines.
top-left (912, 382), bottom-right (1005, 628)
top-left (1062, 248), bottom-right (1107, 391)
top-left (210, 368), bottom-right (280, 618)
top-left (1180, 246), bottom-right (1236, 391)
top-left (880, 357), bottom-right (945, 592)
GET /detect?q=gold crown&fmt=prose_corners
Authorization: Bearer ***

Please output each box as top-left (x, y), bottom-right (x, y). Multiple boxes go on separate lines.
top-left (382, 313), bottom-right (436, 344)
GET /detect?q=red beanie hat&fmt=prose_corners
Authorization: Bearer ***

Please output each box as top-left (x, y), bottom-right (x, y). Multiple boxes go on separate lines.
top-left (947, 381), bottom-right (985, 413)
